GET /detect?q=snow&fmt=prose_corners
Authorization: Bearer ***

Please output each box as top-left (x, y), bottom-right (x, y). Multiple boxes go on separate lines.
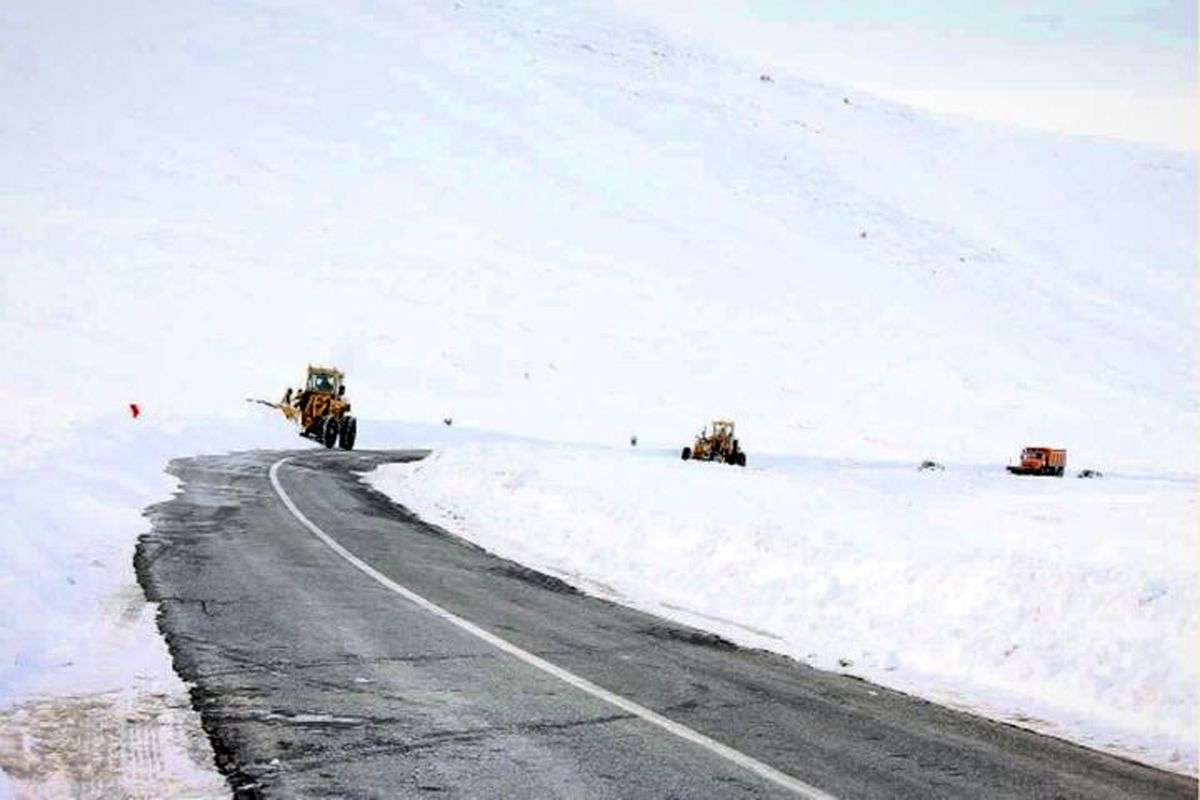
top-left (1, 0), bottom-right (1193, 472)
top-left (0, 0), bottom-right (1194, 788)
top-left (0, 413), bottom-right (302, 797)
top-left (0, 413), bottom-right (300, 703)
top-left (367, 444), bottom-right (1197, 774)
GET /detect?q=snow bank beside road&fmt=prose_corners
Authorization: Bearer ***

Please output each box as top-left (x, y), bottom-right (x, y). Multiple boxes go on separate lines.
top-left (367, 443), bottom-right (1197, 775)
top-left (0, 414), bottom-right (294, 703)
top-left (0, 414), bottom-right (304, 798)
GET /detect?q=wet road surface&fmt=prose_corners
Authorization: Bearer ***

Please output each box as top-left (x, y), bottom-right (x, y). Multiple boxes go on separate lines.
top-left (136, 449), bottom-right (1195, 799)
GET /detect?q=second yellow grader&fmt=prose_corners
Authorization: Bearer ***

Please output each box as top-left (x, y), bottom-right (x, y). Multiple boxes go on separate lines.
top-left (682, 420), bottom-right (746, 467)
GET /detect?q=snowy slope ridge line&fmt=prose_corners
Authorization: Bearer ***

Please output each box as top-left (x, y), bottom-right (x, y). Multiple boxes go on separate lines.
top-left (366, 443), bottom-right (1198, 776)
top-left (269, 456), bottom-right (838, 800)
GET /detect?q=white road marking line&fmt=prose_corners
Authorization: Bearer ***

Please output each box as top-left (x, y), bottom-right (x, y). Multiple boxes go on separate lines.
top-left (269, 456), bottom-right (837, 800)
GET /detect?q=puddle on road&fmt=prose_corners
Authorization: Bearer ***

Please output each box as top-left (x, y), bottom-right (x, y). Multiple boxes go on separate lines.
top-left (0, 689), bottom-right (227, 799)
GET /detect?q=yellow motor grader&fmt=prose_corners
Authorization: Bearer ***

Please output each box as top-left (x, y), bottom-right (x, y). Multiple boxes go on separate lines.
top-left (682, 419), bottom-right (746, 466)
top-left (250, 365), bottom-right (357, 449)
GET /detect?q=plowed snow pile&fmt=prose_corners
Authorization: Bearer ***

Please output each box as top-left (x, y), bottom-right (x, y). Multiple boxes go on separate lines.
top-left (368, 445), bottom-right (1196, 774)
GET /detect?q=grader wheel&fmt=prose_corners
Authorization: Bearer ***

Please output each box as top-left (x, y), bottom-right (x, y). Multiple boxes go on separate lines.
top-left (338, 416), bottom-right (357, 450)
top-left (320, 415), bottom-right (339, 449)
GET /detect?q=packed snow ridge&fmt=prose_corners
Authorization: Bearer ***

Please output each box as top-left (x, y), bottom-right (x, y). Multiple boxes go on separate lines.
top-left (368, 443), bottom-right (1196, 775)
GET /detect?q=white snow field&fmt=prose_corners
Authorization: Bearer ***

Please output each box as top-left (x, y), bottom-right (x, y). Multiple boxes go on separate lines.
top-left (0, 0), bottom-right (1194, 789)
top-left (2, 0), bottom-right (1193, 472)
top-left (368, 445), bottom-right (1196, 774)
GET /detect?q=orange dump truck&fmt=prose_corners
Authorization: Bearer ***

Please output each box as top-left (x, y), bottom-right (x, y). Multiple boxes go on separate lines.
top-left (1006, 447), bottom-right (1066, 477)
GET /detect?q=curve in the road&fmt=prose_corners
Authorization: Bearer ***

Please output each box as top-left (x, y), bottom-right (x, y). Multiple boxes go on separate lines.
top-left (268, 455), bottom-right (836, 800)
top-left (137, 449), bottom-right (1196, 799)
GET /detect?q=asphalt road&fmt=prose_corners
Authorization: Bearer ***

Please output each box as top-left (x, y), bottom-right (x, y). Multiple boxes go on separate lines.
top-left (136, 449), bottom-right (1195, 799)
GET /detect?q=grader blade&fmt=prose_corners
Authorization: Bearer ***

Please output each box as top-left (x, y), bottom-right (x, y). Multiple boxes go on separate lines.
top-left (244, 398), bottom-right (300, 423)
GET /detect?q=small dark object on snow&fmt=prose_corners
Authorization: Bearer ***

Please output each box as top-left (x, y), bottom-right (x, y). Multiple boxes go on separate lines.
top-left (838, 657), bottom-right (854, 668)
top-left (860, 230), bottom-right (868, 239)
top-left (919, 460), bottom-right (944, 471)
top-left (630, 435), bottom-right (638, 447)
top-left (1077, 469), bottom-right (1103, 479)
top-left (843, 96), bottom-right (851, 105)
top-left (759, 73), bottom-right (773, 83)
top-left (443, 417), bottom-right (453, 427)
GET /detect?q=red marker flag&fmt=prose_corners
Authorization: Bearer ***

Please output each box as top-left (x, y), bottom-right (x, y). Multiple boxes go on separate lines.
top-left (129, 403), bottom-right (141, 419)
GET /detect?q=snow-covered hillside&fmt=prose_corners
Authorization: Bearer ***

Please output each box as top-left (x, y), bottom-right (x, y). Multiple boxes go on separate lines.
top-left (2, 0), bottom-right (1194, 471)
top-left (0, 0), bottom-right (1194, 790)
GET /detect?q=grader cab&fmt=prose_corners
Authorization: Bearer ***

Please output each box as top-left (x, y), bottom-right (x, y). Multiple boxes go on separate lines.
top-left (252, 365), bottom-right (358, 450)
top-left (682, 419), bottom-right (746, 466)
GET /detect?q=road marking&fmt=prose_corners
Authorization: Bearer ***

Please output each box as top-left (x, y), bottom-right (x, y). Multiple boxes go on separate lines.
top-left (269, 456), bottom-right (837, 800)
